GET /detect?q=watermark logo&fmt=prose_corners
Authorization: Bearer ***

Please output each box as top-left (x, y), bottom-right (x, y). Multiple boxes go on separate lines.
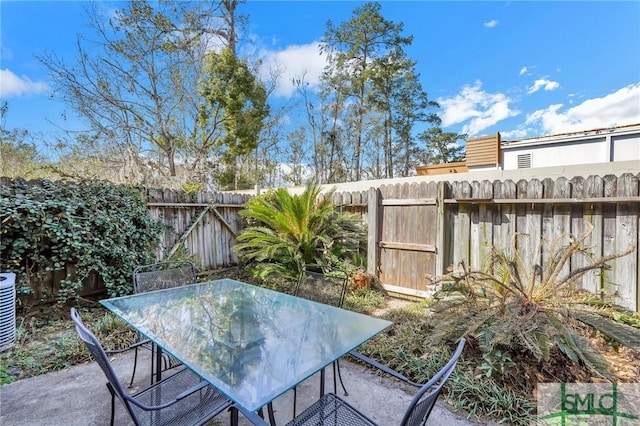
top-left (538, 383), bottom-right (640, 425)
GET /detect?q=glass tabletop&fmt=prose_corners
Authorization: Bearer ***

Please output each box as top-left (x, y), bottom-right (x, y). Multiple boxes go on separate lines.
top-left (101, 279), bottom-right (392, 412)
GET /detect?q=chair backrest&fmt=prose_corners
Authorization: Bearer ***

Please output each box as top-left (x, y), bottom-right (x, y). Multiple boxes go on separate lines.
top-left (294, 264), bottom-right (349, 308)
top-left (399, 338), bottom-right (466, 426)
top-left (133, 260), bottom-right (196, 294)
top-left (70, 308), bottom-right (137, 420)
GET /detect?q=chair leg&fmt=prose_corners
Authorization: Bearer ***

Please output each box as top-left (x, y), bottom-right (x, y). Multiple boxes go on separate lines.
top-left (267, 402), bottom-right (276, 425)
top-left (106, 383), bottom-right (116, 426)
top-left (335, 359), bottom-right (349, 396)
top-left (292, 386), bottom-right (297, 417)
top-left (129, 346), bottom-right (139, 388)
top-left (230, 406), bottom-right (239, 426)
top-left (332, 362), bottom-right (337, 394)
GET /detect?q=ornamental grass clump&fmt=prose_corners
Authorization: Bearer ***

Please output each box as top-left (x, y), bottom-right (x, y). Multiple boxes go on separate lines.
top-left (428, 225), bottom-right (639, 386)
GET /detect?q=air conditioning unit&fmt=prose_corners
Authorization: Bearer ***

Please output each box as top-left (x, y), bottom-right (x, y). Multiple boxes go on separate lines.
top-left (0, 273), bottom-right (16, 352)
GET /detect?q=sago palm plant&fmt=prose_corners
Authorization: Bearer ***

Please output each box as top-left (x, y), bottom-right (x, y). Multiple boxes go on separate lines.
top-left (233, 185), bottom-right (366, 281)
top-left (429, 225), bottom-right (639, 381)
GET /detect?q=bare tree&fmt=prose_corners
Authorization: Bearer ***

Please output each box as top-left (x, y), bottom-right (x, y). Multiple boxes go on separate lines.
top-left (39, 0), bottom-right (245, 188)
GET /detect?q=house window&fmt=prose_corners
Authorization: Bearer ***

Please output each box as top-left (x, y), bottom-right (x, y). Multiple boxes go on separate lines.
top-left (517, 153), bottom-right (532, 169)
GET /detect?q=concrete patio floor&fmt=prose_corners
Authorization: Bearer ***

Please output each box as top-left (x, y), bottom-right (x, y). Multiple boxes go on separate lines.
top-left (0, 348), bottom-right (487, 425)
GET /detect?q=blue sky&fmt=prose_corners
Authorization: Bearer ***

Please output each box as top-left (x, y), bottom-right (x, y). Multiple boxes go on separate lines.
top-left (2, 0), bottom-right (639, 148)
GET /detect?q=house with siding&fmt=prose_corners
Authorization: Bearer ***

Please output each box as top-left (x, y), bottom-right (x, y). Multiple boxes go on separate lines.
top-left (417, 123), bottom-right (640, 175)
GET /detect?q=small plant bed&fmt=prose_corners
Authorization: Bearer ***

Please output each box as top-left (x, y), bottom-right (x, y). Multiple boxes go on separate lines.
top-left (352, 227), bottom-right (640, 425)
top-left (356, 303), bottom-right (640, 425)
top-left (0, 302), bottom-right (136, 384)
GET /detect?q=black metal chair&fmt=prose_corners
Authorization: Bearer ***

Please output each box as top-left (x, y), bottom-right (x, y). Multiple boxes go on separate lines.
top-left (70, 308), bottom-right (232, 426)
top-left (133, 260), bottom-right (197, 293)
top-left (234, 339), bottom-right (466, 426)
top-left (292, 265), bottom-right (350, 414)
top-left (294, 265), bottom-right (349, 309)
top-left (109, 260), bottom-right (197, 387)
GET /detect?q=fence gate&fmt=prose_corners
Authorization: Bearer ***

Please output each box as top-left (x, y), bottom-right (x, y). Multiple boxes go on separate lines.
top-left (368, 182), bottom-right (439, 298)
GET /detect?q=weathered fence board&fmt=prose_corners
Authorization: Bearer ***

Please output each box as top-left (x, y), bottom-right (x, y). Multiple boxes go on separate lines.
top-left (145, 189), bottom-right (250, 272)
top-left (613, 174), bottom-right (639, 308)
top-left (583, 175), bottom-right (605, 293)
top-left (374, 182), bottom-right (438, 296)
top-left (452, 181), bottom-right (472, 271)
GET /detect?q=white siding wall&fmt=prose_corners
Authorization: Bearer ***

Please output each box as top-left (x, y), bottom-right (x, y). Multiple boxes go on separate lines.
top-left (502, 138), bottom-right (608, 170)
top-left (613, 134), bottom-right (640, 161)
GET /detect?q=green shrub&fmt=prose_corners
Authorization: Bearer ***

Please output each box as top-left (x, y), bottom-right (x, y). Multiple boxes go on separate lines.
top-left (0, 178), bottom-right (163, 300)
top-left (429, 226), bottom-right (640, 383)
top-left (233, 184), bottom-right (366, 280)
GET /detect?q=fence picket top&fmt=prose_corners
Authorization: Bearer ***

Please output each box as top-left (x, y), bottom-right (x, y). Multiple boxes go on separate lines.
top-left (352, 191), bottom-right (362, 206)
top-left (492, 179), bottom-right (516, 199)
top-left (427, 181), bottom-right (438, 197)
top-left (526, 178), bottom-right (544, 198)
top-left (471, 181), bottom-right (482, 198)
top-left (148, 188), bottom-right (163, 202)
top-left (408, 182), bottom-right (419, 197)
top-left (402, 182), bottom-right (411, 194)
top-left (616, 173), bottom-right (639, 197)
top-left (452, 181), bottom-right (472, 198)
top-left (360, 190), bottom-right (369, 204)
top-left (477, 180), bottom-right (493, 199)
top-left (554, 177), bottom-right (572, 198)
top-left (541, 177), bottom-right (554, 198)
top-left (516, 179), bottom-right (529, 198)
top-left (603, 174), bottom-right (618, 197)
top-left (585, 175), bottom-right (604, 198)
top-left (571, 176), bottom-right (586, 198)
top-left (442, 181), bottom-right (453, 198)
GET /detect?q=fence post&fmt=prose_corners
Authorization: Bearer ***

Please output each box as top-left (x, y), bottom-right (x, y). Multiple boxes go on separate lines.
top-left (367, 187), bottom-right (380, 277)
top-left (435, 181), bottom-right (446, 275)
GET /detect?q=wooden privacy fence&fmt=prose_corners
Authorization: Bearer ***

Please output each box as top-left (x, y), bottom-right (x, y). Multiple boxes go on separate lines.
top-left (333, 172), bottom-right (640, 312)
top-left (12, 188), bottom-right (251, 303)
top-left (145, 189), bottom-right (252, 271)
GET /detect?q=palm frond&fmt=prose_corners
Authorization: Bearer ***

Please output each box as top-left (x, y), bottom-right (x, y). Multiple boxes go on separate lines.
top-left (568, 333), bottom-right (614, 379)
top-left (546, 310), bottom-right (613, 378)
top-left (573, 310), bottom-right (640, 349)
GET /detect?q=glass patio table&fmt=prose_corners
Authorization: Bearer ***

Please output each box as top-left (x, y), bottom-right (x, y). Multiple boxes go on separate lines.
top-left (101, 279), bottom-right (392, 414)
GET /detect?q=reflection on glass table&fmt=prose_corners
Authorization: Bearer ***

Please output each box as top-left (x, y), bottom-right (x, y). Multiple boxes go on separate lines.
top-left (101, 279), bottom-right (392, 413)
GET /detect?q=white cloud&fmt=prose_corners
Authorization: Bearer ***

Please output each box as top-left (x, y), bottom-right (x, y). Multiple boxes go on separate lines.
top-left (525, 82), bottom-right (640, 134)
top-left (0, 69), bottom-right (50, 98)
top-left (528, 78), bottom-right (560, 94)
top-left (484, 19), bottom-right (499, 28)
top-left (500, 127), bottom-right (531, 139)
top-left (257, 42), bottom-right (326, 98)
top-left (437, 81), bottom-right (520, 136)
top-left (519, 66), bottom-right (528, 76)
